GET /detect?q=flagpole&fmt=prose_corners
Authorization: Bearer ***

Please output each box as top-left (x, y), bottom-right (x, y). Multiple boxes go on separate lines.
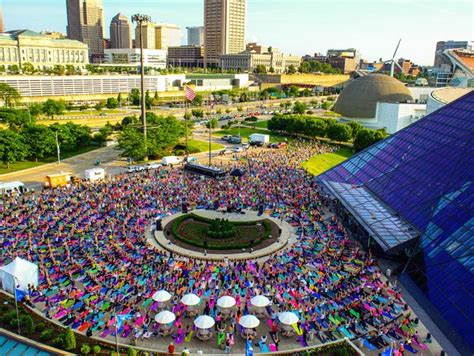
top-left (114, 312), bottom-right (119, 355)
top-left (13, 276), bottom-right (21, 335)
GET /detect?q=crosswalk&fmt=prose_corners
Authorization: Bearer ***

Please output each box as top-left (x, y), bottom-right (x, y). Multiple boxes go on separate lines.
top-left (0, 334), bottom-right (51, 356)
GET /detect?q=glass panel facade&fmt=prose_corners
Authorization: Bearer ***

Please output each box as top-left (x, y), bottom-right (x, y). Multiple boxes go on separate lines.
top-left (318, 92), bottom-right (474, 352)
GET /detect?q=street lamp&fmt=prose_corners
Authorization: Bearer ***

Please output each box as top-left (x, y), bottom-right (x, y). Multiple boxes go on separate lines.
top-left (132, 14), bottom-right (152, 161)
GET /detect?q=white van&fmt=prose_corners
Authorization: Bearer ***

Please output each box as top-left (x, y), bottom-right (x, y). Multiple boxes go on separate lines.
top-left (162, 156), bottom-right (183, 166)
top-left (84, 168), bottom-right (105, 182)
top-left (0, 181), bottom-right (27, 196)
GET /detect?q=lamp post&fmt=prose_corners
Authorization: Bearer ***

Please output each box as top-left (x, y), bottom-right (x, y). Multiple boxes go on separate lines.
top-left (132, 14), bottom-right (152, 161)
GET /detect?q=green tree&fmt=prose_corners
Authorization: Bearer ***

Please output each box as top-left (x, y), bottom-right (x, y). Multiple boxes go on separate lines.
top-left (287, 64), bottom-right (297, 74)
top-left (0, 129), bottom-right (29, 167)
top-left (42, 99), bottom-right (66, 118)
top-left (293, 101), bottom-right (307, 115)
top-left (22, 62), bottom-right (35, 74)
top-left (0, 108), bottom-right (33, 130)
top-left (118, 127), bottom-right (147, 159)
top-left (192, 93), bottom-right (203, 106)
top-left (354, 128), bottom-right (388, 152)
top-left (321, 101), bottom-right (333, 110)
top-left (191, 109), bottom-right (204, 118)
top-left (28, 103), bottom-right (43, 118)
top-left (106, 97), bottom-right (119, 109)
top-left (0, 83), bottom-right (21, 107)
top-left (52, 64), bottom-right (66, 75)
top-left (92, 345), bottom-right (101, 354)
top-left (205, 118), bottom-right (218, 129)
top-left (117, 93), bottom-right (123, 106)
top-left (346, 121), bottom-right (363, 140)
top-left (327, 123), bottom-right (352, 142)
top-left (298, 61), bottom-right (311, 73)
top-left (94, 101), bottom-right (104, 111)
top-left (183, 111), bottom-right (192, 120)
top-left (21, 124), bottom-right (55, 161)
top-left (8, 64), bottom-right (19, 74)
top-left (65, 64), bottom-right (77, 75)
top-left (286, 85), bottom-right (300, 97)
top-left (254, 64), bottom-right (267, 74)
top-left (129, 88), bottom-right (140, 106)
top-left (127, 347), bottom-right (138, 356)
top-left (80, 344), bottom-right (91, 355)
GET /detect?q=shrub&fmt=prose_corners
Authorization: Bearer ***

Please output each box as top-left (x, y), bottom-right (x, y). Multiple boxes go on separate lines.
top-left (51, 336), bottom-right (64, 347)
top-left (64, 328), bottom-right (76, 350)
top-left (81, 344), bottom-right (91, 355)
top-left (19, 314), bottom-right (34, 334)
top-left (35, 322), bottom-right (46, 332)
top-left (40, 329), bottom-right (54, 340)
top-left (127, 347), bottom-right (138, 356)
top-left (92, 345), bottom-right (101, 354)
top-left (1, 310), bottom-right (17, 323)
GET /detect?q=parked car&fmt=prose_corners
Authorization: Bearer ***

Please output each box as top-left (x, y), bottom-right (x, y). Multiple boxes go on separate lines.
top-left (233, 146), bottom-right (245, 153)
top-left (146, 162), bottom-right (162, 170)
top-left (222, 135), bottom-right (232, 141)
top-left (229, 136), bottom-right (242, 144)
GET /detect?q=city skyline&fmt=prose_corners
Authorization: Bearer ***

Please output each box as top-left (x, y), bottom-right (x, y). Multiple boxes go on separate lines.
top-left (2, 0), bottom-right (473, 65)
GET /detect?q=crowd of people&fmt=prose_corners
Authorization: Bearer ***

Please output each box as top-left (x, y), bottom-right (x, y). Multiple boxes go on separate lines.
top-left (0, 141), bottom-right (429, 354)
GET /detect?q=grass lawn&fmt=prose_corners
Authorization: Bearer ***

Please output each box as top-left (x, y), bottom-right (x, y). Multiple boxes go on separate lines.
top-left (0, 146), bottom-right (100, 175)
top-left (33, 116), bottom-right (124, 129)
top-left (302, 148), bottom-right (353, 176)
top-left (61, 109), bottom-right (125, 116)
top-left (187, 139), bottom-right (224, 152)
top-left (246, 121), bottom-right (268, 129)
top-left (215, 127), bottom-right (289, 143)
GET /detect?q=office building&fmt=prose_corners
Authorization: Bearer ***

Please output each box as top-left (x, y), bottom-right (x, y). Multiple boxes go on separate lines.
top-left (0, 30), bottom-right (88, 70)
top-left (110, 13), bottom-right (132, 49)
top-left (134, 23), bottom-right (156, 49)
top-left (328, 56), bottom-right (356, 74)
top-left (246, 42), bottom-right (263, 54)
top-left (187, 26), bottom-right (204, 46)
top-left (104, 48), bottom-right (166, 69)
top-left (318, 91), bottom-right (474, 355)
top-left (0, 6), bottom-right (4, 33)
top-left (154, 23), bottom-right (181, 50)
top-left (434, 40), bottom-right (473, 67)
top-left (167, 45), bottom-right (204, 68)
top-left (66, 0), bottom-right (105, 57)
top-left (204, 0), bottom-right (246, 67)
top-left (220, 46), bottom-right (301, 73)
top-left (0, 73), bottom-right (249, 102)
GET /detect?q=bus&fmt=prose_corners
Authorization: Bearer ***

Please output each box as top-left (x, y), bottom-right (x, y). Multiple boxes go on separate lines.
top-left (184, 163), bottom-right (227, 179)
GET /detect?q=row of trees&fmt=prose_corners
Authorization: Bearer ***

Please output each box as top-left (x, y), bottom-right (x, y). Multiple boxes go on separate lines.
top-left (118, 113), bottom-right (189, 160)
top-left (0, 108), bottom-right (106, 167)
top-left (268, 114), bottom-right (388, 151)
top-left (298, 61), bottom-right (342, 74)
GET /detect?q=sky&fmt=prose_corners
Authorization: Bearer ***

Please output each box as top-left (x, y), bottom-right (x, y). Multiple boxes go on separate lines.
top-left (2, 0), bottom-right (473, 65)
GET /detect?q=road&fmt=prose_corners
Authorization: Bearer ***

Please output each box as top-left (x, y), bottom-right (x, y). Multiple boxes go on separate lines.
top-left (0, 145), bottom-right (126, 190)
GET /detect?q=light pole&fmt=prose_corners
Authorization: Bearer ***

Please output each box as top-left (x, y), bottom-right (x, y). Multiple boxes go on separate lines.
top-left (132, 14), bottom-right (151, 161)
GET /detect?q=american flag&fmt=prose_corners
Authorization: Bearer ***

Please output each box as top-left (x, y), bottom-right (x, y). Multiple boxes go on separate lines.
top-left (184, 85), bottom-right (197, 102)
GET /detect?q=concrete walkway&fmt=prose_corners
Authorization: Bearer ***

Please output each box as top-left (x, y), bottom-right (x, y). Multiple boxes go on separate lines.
top-left (152, 209), bottom-right (295, 261)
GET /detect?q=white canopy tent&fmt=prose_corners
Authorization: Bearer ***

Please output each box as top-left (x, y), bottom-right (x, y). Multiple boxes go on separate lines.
top-left (0, 257), bottom-right (38, 294)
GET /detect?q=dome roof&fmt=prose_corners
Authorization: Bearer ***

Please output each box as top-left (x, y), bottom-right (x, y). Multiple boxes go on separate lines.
top-left (334, 74), bottom-right (413, 118)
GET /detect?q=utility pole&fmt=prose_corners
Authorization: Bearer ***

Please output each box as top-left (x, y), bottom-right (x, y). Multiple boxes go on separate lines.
top-left (55, 131), bottom-right (61, 164)
top-left (132, 14), bottom-right (152, 162)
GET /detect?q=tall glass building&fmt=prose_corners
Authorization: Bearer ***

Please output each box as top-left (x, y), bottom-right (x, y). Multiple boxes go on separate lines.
top-left (318, 91), bottom-right (474, 353)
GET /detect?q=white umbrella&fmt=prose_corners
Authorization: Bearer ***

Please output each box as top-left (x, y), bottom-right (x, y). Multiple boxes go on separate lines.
top-left (250, 295), bottom-right (270, 308)
top-left (181, 293), bottom-right (201, 306)
top-left (239, 315), bottom-right (260, 329)
top-left (194, 315), bottom-right (215, 329)
top-left (278, 311), bottom-right (299, 325)
top-left (155, 310), bottom-right (176, 324)
top-left (152, 290), bottom-right (172, 302)
top-left (216, 295), bottom-right (236, 308)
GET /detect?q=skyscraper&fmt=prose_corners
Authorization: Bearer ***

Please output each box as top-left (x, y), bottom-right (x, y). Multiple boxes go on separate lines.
top-left (134, 23), bottom-right (156, 49)
top-left (187, 26), bottom-right (204, 46)
top-left (110, 13), bottom-right (132, 49)
top-left (204, 0), bottom-right (246, 67)
top-left (0, 6), bottom-right (4, 33)
top-left (154, 23), bottom-right (181, 50)
top-left (66, 0), bottom-right (105, 57)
